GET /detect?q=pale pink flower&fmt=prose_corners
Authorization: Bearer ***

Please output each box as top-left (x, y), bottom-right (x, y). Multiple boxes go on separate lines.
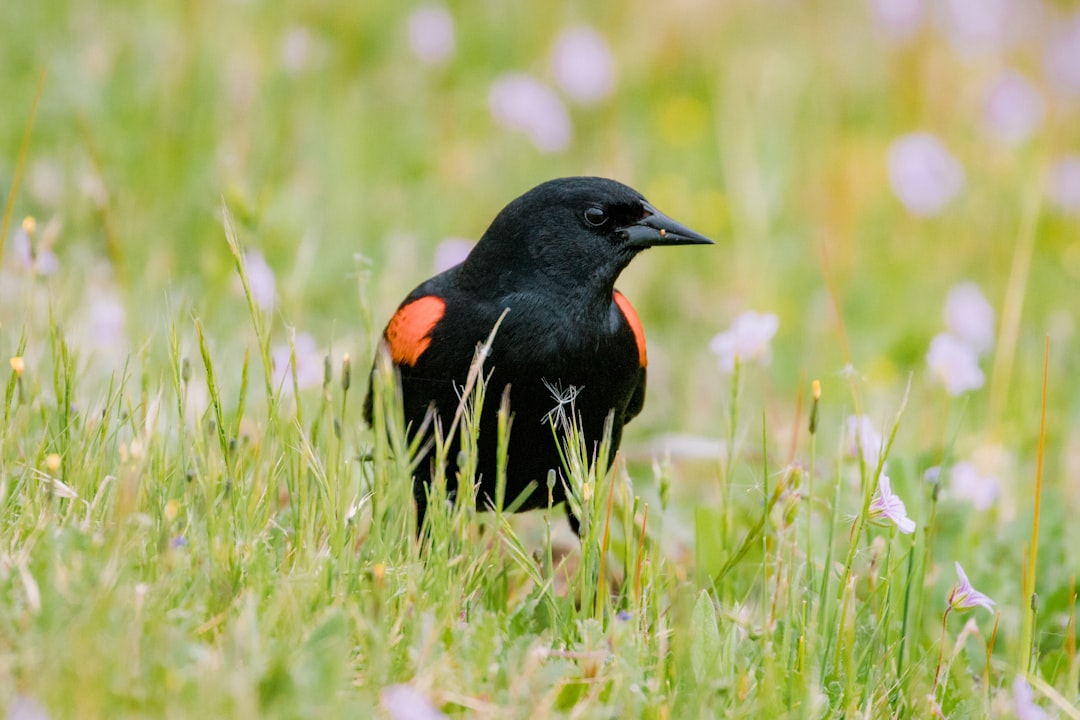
top-left (183, 379), bottom-right (210, 427)
top-left (708, 311), bottom-right (778, 373)
top-left (944, 282), bottom-right (994, 356)
top-left (272, 332), bottom-right (324, 394)
top-left (551, 26), bottom-right (616, 105)
top-left (381, 684), bottom-right (446, 720)
top-left (870, 0), bottom-right (925, 42)
top-left (982, 70), bottom-right (1044, 145)
top-left (1047, 156), bottom-right (1080, 215)
top-left (433, 237), bottom-right (474, 273)
top-left (887, 132), bottom-right (965, 217)
top-left (868, 473), bottom-right (916, 533)
top-left (1043, 12), bottom-right (1080, 99)
top-left (280, 27), bottom-right (313, 73)
top-left (947, 460), bottom-right (1000, 510)
top-left (79, 171), bottom-right (108, 208)
top-left (86, 292), bottom-right (127, 348)
top-left (407, 4), bottom-right (455, 67)
top-left (242, 250), bottom-right (277, 311)
top-left (926, 332), bottom-right (984, 395)
top-left (6, 694), bottom-right (50, 720)
top-left (647, 433), bottom-right (726, 461)
top-left (846, 415), bottom-right (884, 470)
top-left (11, 218), bottom-right (59, 277)
top-left (29, 159), bottom-right (64, 206)
top-left (948, 561), bottom-right (995, 612)
top-left (1012, 676), bottom-right (1048, 720)
top-left (937, 0), bottom-right (1033, 57)
top-left (12, 222), bottom-right (35, 270)
top-left (489, 73), bottom-right (572, 153)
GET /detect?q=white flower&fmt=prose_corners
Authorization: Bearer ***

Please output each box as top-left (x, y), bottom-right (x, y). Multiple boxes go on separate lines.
top-left (982, 70), bottom-right (1044, 145)
top-left (926, 332), bottom-right (984, 395)
top-left (433, 237), bottom-right (474, 274)
top-left (944, 282), bottom-right (994, 356)
top-left (406, 4), bottom-right (455, 67)
top-left (870, 0), bottom-right (924, 42)
top-left (489, 73), bottom-right (572, 153)
top-left (242, 250), bottom-right (277, 311)
top-left (846, 415), bottom-right (884, 470)
top-left (887, 132), bottom-right (965, 217)
top-left (551, 26), bottom-right (615, 105)
top-left (948, 460), bottom-right (1000, 511)
top-left (1047, 156), bottom-right (1080, 215)
top-left (708, 311), bottom-right (778, 373)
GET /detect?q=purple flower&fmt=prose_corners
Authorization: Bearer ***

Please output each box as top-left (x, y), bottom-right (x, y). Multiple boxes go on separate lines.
top-left (868, 473), bottom-right (916, 534)
top-left (947, 460), bottom-right (1000, 511)
top-left (982, 70), bottom-right (1044, 146)
top-left (380, 684), bottom-right (446, 720)
top-left (551, 26), bottom-right (616, 105)
top-left (926, 332), bottom-right (984, 396)
top-left (1012, 676), bottom-right (1048, 720)
top-left (271, 332), bottom-right (324, 394)
top-left (1047, 156), bottom-right (1080, 216)
top-left (846, 415), bottom-right (884, 470)
top-left (947, 561), bottom-right (995, 612)
top-left (242, 250), bottom-right (277, 311)
top-left (433, 237), bottom-right (474, 273)
top-left (1044, 11), bottom-right (1080, 100)
top-left (708, 311), bottom-right (779, 373)
top-left (944, 282), bottom-right (994, 356)
top-left (887, 132), bottom-right (965, 217)
top-left (406, 4), bottom-right (455, 67)
top-left (489, 73), bottom-right (572, 153)
top-left (870, 0), bottom-right (924, 42)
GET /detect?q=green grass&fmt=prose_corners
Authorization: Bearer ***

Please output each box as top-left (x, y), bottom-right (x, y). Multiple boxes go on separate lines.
top-left (2, 1), bottom-right (1080, 717)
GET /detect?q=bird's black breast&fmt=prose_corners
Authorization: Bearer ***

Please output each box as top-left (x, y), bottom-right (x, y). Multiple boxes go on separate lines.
top-left (395, 285), bottom-right (646, 511)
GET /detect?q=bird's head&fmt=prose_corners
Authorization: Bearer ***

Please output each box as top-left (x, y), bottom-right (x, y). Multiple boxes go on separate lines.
top-left (463, 177), bottom-right (713, 296)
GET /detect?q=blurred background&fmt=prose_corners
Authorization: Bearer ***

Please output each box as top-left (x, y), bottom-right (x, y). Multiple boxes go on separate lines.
top-left (1, 0), bottom-right (1079, 499)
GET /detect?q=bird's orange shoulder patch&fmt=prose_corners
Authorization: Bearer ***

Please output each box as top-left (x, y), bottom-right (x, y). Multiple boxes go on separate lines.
top-left (385, 296), bottom-right (446, 367)
top-left (613, 291), bottom-right (647, 367)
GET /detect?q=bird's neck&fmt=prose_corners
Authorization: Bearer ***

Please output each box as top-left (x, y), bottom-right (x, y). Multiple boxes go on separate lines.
top-left (460, 245), bottom-right (625, 312)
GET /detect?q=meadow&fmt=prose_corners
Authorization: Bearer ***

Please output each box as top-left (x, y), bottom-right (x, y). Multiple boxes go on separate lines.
top-left (2, 1), bottom-right (1079, 717)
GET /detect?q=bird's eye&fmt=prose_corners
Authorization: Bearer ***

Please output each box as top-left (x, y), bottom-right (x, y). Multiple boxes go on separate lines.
top-left (584, 207), bottom-right (608, 227)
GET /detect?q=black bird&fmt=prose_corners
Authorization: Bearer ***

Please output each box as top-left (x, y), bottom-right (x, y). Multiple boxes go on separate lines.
top-left (363, 177), bottom-right (712, 534)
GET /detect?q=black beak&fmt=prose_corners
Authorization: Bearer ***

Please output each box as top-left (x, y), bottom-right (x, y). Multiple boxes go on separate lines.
top-left (621, 203), bottom-right (714, 248)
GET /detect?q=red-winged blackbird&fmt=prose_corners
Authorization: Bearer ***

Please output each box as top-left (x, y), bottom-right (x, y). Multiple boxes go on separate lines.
top-left (363, 177), bottom-right (711, 534)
